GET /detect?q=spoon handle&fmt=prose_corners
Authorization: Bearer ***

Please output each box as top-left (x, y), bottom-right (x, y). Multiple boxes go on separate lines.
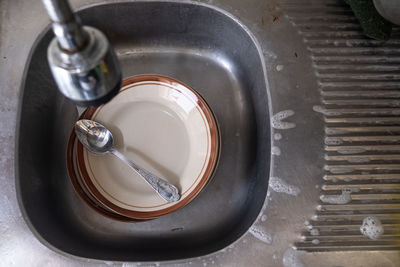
top-left (110, 149), bottom-right (180, 202)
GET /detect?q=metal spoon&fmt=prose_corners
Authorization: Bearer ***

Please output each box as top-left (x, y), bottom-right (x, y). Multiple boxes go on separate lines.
top-left (74, 119), bottom-right (180, 202)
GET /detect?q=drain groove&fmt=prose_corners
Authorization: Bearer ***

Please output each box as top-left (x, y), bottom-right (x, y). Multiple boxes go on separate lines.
top-left (283, 0), bottom-right (400, 251)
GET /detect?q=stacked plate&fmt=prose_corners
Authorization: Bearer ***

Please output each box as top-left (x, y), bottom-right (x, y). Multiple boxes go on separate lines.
top-left (66, 75), bottom-right (219, 221)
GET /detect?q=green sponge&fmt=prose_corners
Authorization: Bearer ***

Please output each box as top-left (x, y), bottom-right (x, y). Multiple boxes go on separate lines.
top-left (345, 0), bottom-right (392, 41)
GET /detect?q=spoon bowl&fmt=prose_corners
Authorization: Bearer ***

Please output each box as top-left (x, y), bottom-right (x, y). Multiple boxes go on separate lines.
top-left (75, 120), bottom-right (114, 154)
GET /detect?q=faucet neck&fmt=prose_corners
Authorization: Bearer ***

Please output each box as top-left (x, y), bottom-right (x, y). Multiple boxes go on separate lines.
top-left (42, 0), bottom-right (88, 52)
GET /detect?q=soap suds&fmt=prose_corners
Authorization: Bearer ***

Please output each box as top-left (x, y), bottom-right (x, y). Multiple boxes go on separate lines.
top-left (271, 110), bottom-right (296, 130)
top-left (320, 189), bottom-right (352, 204)
top-left (274, 133), bottom-right (282, 140)
top-left (269, 177), bottom-right (300, 196)
top-left (249, 225), bottom-right (273, 244)
top-left (271, 146), bottom-right (281, 156)
top-left (360, 216), bottom-right (384, 240)
top-left (283, 248), bottom-right (305, 267)
top-left (261, 215), bottom-right (267, 222)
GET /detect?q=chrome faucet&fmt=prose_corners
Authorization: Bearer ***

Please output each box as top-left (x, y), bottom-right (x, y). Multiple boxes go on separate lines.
top-left (42, 0), bottom-right (122, 106)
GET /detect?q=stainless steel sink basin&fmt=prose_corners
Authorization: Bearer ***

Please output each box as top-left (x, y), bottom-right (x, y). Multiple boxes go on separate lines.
top-left (16, 1), bottom-right (270, 261)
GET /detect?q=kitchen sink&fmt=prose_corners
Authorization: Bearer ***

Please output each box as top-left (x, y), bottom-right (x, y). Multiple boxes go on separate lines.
top-left (16, 1), bottom-right (270, 261)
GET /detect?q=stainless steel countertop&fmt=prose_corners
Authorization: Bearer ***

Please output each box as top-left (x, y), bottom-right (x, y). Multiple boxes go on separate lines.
top-left (1, 0), bottom-right (400, 266)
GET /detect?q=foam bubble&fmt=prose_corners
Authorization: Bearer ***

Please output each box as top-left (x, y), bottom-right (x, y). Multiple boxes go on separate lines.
top-left (320, 189), bottom-right (352, 204)
top-left (274, 133), bottom-right (282, 140)
top-left (249, 225), bottom-right (273, 244)
top-left (269, 177), bottom-right (300, 196)
top-left (271, 146), bottom-right (281, 156)
top-left (261, 215), bottom-right (267, 222)
top-left (360, 216), bottom-right (384, 240)
top-left (271, 110), bottom-right (296, 130)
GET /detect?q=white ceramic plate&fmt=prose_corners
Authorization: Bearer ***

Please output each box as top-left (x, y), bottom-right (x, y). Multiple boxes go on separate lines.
top-left (76, 75), bottom-right (219, 219)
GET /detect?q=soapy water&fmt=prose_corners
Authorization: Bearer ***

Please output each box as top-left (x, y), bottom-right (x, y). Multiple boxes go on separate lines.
top-left (283, 248), bottom-right (305, 267)
top-left (271, 146), bottom-right (281, 156)
top-left (274, 133), bottom-right (282, 140)
top-left (269, 177), bottom-right (300, 196)
top-left (271, 110), bottom-right (296, 130)
top-left (320, 189), bottom-right (352, 204)
top-left (360, 216), bottom-right (384, 240)
top-left (249, 225), bottom-right (273, 244)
